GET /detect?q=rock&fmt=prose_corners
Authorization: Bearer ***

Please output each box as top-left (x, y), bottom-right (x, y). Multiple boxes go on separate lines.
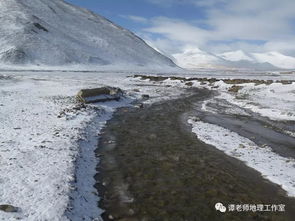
top-left (77, 87), bottom-right (123, 104)
top-left (138, 103), bottom-right (144, 108)
top-left (261, 144), bottom-right (268, 148)
top-left (0, 205), bottom-right (18, 213)
top-left (128, 209), bottom-right (135, 216)
top-left (33, 23), bottom-right (48, 32)
top-left (185, 82), bottom-right (193, 87)
top-left (239, 144), bottom-right (245, 148)
top-left (1, 48), bottom-right (26, 64)
top-left (142, 94), bottom-right (150, 99)
top-left (228, 85), bottom-right (243, 93)
top-left (281, 80), bottom-right (292, 85)
top-left (72, 103), bottom-right (86, 110)
top-left (134, 103), bottom-right (144, 109)
top-left (148, 134), bottom-right (157, 140)
top-left (191, 117), bottom-right (200, 122)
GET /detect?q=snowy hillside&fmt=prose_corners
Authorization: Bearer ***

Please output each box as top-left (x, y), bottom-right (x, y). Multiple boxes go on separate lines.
top-left (172, 48), bottom-right (226, 69)
top-left (221, 50), bottom-right (295, 69)
top-left (252, 52), bottom-right (295, 69)
top-left (218, 50), bottom-right (253, 62)
top-left (173, 48), bottom-right (295, 70)
top-left (0, 0), bottom-right (176, 69)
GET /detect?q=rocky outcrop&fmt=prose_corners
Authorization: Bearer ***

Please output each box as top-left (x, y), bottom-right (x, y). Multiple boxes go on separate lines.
top-left (77, 87), bottom-right (123, 103)
top-left (0, 204), bottom-right (19, 213)
top-left (0, 48), bottom-right (27, 64)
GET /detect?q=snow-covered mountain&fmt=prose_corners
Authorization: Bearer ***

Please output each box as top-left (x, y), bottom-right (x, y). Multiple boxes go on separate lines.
top-left (173, 48), bottom-right (226, 69)
top-left (218, 50), bottom-right (253, 62)
top-left (0, 0), bottom-right (176, 69)
top-left (173, 48), bottom-right (295, 70)
top-left (252, 52), bottom-right (295, 69)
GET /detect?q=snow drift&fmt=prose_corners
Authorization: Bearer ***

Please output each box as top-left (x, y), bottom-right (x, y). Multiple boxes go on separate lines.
top-left (0, 0), bottom-right (176, 68)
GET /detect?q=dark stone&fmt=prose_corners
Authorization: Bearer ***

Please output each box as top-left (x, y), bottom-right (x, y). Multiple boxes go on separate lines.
top-left (0, 48), bottom-right (27, 64)
top-left (0, 205), bottom-right (18, 213)
top-left (228, 85), bottom-right (243, 93)
top-left (185, 82), bottom-right (193, 87)
top-left (33, 23), bottom-right (48, 32)
top-left (142, 94), bottom-right (150, 99)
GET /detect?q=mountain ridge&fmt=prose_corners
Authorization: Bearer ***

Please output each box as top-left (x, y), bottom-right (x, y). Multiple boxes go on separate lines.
top-left (172, 48), bottom-right (295, 70)
top-left (0, 0), bottom-right (176, 69)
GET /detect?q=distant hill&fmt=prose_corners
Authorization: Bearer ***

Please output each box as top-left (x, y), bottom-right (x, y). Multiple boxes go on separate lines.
top-left (173, 48), bottom-right (295, 70)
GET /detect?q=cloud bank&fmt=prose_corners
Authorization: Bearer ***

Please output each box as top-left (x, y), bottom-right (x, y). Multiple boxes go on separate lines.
top-left (126, 0), bottom-right (295, 55)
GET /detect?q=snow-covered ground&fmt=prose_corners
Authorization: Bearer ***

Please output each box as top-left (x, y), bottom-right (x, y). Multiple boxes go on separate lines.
top-left (182, 78), bottom-right (295, 122)
top-left (157, 74), bottom-right (295, 122)
top-left (215, 82), bottom-right (295, 121)
top-left (0, 71), bottom-right (185, 221)
top-left (0, 70), bottom-right (294, 220)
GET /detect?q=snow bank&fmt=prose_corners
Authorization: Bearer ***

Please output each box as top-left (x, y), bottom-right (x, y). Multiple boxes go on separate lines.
top-left (0, 75), bottom-right (109, 220)
top-left (154, 75), bottom-right (295, 122)
top-left (188, 119), bottom-right (295, 197)
top-left (215, 82), bottom-right (295, 121)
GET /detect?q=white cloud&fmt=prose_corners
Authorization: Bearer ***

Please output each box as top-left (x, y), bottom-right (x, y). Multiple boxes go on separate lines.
top-left (120, 15), bottom-right (149, 24)
top-left (206, 0), bottom-right (295, 41)
top-left (264, 40), bottom-right (295, 55)
top-left (144, 17), bottom-right (208, 46)
top-left (140, 0), bottom-right (295, 55)
top-left (145, 0), bottom-right (196, 7)
top-left (124, 15), bottom-right (148, 23)
top-left (192, 0), bottom-right (226, 7)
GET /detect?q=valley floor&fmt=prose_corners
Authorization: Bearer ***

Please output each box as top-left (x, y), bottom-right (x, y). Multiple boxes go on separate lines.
top-left (0, 70), bottom-right (294, 220)
top-left (97, 88), bottom-right (295, 221)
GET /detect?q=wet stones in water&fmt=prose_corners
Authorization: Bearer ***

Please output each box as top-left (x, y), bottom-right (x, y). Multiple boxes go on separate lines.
top-left (134, 103), bottom-right (144, 109)
top-left (148, 134), bottom-right (157, 140)
top-left (0, 205), bottom-right (19, 213)
top-left (141, 94), bottom-right (150, 100)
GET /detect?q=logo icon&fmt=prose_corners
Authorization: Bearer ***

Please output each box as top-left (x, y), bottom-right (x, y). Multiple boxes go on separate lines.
top-left (215, 203), bottom-right (227, 213)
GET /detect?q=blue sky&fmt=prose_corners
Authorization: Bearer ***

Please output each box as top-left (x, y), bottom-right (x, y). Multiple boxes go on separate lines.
top-left (67, 0), bottom-right (295, 56)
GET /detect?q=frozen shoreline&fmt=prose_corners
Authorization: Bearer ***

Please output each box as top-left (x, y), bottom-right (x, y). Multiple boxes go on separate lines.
top-left (0, 73), bottom-right (132, 220)
top-left (66, 99), bottom-right (133, 221)
top-left (188, 119), bottom-right (295, 197)
top-left (0, 74), bottom-right (108, 220)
